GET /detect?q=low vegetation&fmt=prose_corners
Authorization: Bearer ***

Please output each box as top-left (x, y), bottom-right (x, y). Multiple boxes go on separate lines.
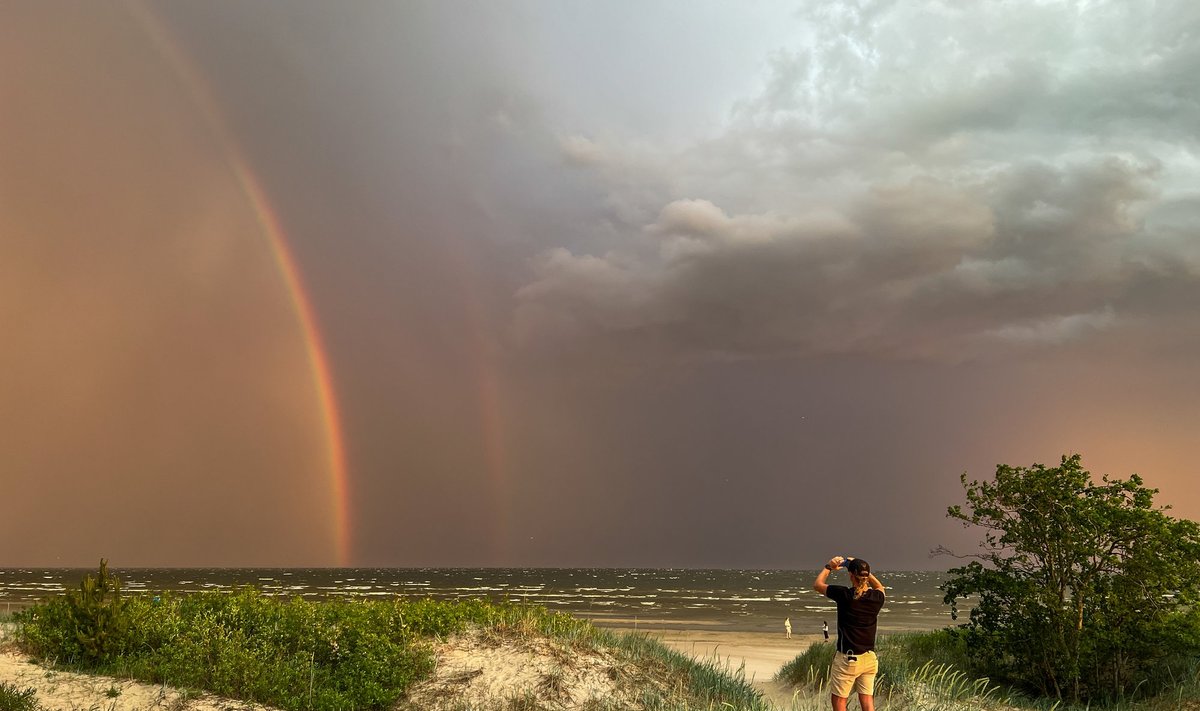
top-left (0, 683), bottom-right (40, 711)
top-left (12, 561), bottom-right (769, 711)
top-left (778, 629), bottom-right (1200, 711)
top-left (778, 631), bottom-right (1009, 710)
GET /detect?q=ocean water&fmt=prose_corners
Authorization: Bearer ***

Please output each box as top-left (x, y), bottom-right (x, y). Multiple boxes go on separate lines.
top-left (0, 568), bottom-right (965, 634)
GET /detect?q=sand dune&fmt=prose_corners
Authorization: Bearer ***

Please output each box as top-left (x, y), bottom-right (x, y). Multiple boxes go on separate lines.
top-left (2, 619), bottom-right (821, 710)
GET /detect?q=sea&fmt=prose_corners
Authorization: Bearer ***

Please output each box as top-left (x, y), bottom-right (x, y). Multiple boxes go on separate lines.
top-left (0, 568), bottom-right (967, 635)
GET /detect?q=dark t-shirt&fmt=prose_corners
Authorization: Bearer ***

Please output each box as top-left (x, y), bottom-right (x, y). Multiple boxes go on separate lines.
top-left (825, 585), bottom-right (885, 654)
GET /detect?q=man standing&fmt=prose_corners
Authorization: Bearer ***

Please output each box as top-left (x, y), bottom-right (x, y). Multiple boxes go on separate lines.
top-left (785, 616), bottom-right (792, 639)
top-left (813, 556), bottom-right (886, 711)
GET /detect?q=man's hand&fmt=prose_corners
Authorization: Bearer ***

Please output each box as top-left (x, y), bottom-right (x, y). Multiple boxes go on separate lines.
top-left (815, 556), bottom-right (843, 594)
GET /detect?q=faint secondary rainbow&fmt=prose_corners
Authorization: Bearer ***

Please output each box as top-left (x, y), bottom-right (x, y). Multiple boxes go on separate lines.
top-left (463, 289), bottom-right (510, 562)
top-left (125, 2), bottom-right (352, 565)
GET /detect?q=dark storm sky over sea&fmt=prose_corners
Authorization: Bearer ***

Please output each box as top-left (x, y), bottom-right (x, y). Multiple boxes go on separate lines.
top-left (3, 1), bottom-right (1198, 569)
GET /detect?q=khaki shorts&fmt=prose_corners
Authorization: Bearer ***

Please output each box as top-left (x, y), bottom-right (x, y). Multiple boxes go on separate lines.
top-left (828, 650), bottom-right (878, 698)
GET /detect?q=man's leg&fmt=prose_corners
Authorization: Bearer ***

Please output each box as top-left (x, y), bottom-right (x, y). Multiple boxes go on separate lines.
top-left (855, 652), bottom-right (879, 710)
top-left (829, 694), bottom-right (848, 711)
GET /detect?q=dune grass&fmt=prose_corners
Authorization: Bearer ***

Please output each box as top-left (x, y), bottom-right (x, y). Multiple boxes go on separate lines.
top-left (776, 630), bottom-right (1200, 711)
top-left (0, 683), bottom-right (39, 711)
top-left (14, 586), bottom-right (769, 711)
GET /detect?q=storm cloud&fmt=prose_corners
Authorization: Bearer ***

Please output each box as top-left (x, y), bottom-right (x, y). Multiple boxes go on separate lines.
top-left (4, 0), bottom-right (1198, 568)
top-left (515, 0), bottom-right (1200, 365)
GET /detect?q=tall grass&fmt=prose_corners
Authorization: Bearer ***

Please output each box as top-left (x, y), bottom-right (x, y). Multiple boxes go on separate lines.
top-left (775, 634), bottom-right (1010, 710)
top-left (607, 630), bottom-right (771, 711)
top-left (776, 630), bottom-right (1200, 711)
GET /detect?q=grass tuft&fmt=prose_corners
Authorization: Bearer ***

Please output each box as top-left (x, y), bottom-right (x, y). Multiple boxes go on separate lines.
top-left (0, 683), bottom-right (40, 711)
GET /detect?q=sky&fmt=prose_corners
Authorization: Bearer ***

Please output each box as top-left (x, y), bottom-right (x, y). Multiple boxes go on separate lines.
top-left (2, 0), bottom-right (1198, 570)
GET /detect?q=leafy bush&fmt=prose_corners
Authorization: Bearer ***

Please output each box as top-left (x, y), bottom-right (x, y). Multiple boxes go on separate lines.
top-left (941, 454), bottom-right (1200, 703)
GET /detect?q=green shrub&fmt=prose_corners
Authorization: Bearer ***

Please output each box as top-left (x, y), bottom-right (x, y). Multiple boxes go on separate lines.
top-left (0, 683), bottom-right (39, 711)
top-left (17, 559), bottom-right (130, 665)
top-left (15, 567), bottom-right (771, 711)
top-left (17, 584), bottom-right (627, 711)
top-left (17, 586), bottom-right (433, 711)
top-left (67, 559), bottom-right (130, 664)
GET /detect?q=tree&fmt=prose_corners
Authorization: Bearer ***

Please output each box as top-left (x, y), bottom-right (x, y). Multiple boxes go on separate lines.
top-left (66, 559), bottom-right (130, 663)
top-left (938, 454), bottom-right (1200, 703)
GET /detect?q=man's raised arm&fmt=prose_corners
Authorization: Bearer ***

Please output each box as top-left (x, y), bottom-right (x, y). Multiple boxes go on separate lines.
top-left (812, 556), bottom-right (843, 595)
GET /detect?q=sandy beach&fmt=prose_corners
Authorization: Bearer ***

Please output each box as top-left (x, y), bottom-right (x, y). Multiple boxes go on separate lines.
top-left (608, 624), bottom-right (821, 707)
top-left (610, 626), bottom-right (818, 683)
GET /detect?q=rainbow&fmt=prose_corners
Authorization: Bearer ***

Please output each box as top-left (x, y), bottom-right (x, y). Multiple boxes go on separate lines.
top-left (124, 2), bottom-right (352, 566)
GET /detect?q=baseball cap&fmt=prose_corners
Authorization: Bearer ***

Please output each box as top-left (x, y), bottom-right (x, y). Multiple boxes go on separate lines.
top-left (844, 558), bottom-right (871, 575)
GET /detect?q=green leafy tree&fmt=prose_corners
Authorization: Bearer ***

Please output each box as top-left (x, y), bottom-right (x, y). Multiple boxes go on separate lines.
top-left (939, 454), bottom-right (1200, 703)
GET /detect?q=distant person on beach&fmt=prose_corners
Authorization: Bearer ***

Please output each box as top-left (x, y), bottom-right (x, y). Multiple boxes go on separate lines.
top-left (784, 616), bottom-right (792, 638)
top-left (814, 556), bottom-right (886, 711)
top-left (822, 620), bottom-right (829, 640)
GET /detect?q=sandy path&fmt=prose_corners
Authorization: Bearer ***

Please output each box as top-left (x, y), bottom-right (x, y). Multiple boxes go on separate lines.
top-left (610, 627), bottom-right (820, 708)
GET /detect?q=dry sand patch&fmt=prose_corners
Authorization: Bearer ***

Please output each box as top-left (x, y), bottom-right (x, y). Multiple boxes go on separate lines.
top-left (0, 649), bottom-right (281, 711)
top-left (398, 629), bottom-right (677, 710)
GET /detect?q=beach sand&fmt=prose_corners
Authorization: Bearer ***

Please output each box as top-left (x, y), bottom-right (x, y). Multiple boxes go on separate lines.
top-left (0, 650), bottom-right (280, 711)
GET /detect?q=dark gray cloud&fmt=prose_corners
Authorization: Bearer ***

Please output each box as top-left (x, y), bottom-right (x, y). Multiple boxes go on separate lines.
top-left (516, 0), bottom-right (1200, 365)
